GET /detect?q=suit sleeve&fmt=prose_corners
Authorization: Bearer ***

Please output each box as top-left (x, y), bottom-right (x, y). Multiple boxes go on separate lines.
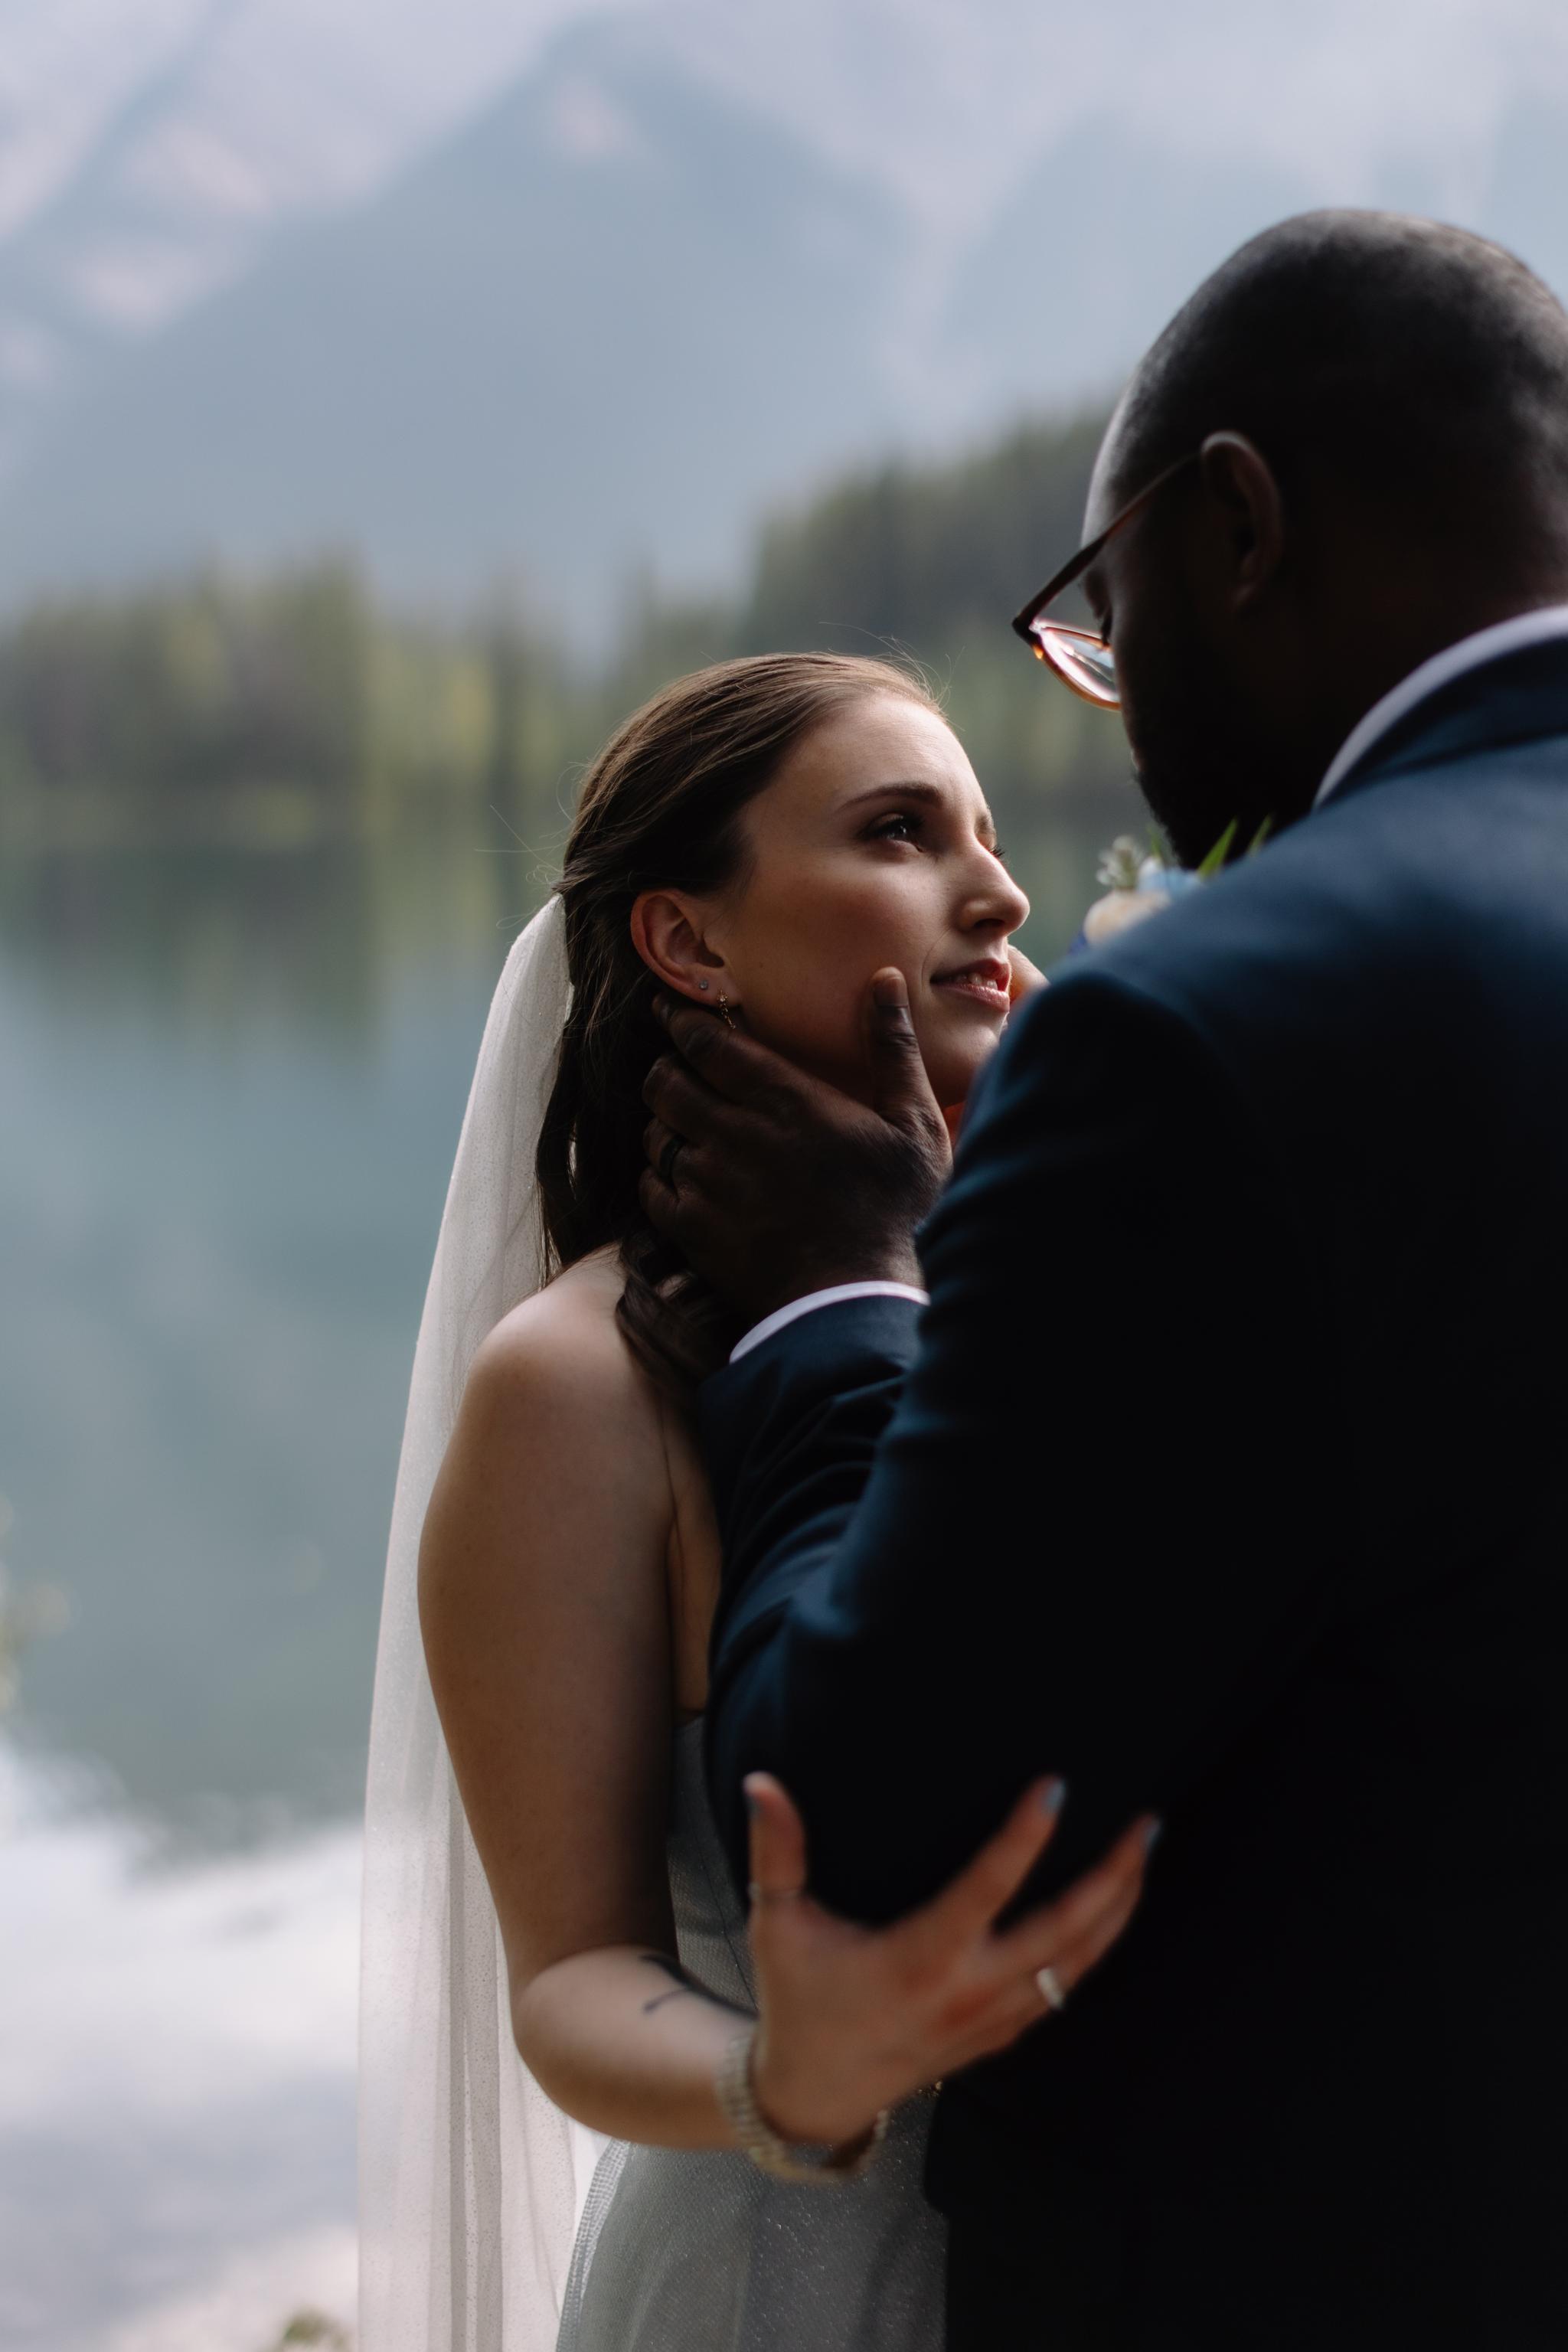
top-left (700, 965), bottom-right (1341, 1918)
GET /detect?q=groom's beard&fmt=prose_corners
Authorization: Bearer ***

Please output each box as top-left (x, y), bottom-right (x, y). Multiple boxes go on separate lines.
top-left (1139, 757), bottom-right (1269, 870)
top-left (1122, 619), bottom-right (1332, 867)
top-left (1129, 682), bottom-right (1308, 869)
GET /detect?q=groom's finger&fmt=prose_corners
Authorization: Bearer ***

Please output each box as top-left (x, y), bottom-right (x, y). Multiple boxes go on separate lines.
top-left (863, 969), bottom-right (944, 1137)
top-left (643, 1117), bottom-right (681, 1185)
top-left (642, 1054), bottom-right (729, 1146)
top-left (654, 995), bottom-right (803, 1109)
top-left (639, 1160), bottom-right (684, 1240)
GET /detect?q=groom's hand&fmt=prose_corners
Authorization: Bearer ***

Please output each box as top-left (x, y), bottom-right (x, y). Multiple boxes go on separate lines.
top-left (640, 969), bottom-right (952, 1324)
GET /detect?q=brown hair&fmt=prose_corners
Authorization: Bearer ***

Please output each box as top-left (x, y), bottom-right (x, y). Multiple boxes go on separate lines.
top-left (537, 651), bottom-right (940, 1394)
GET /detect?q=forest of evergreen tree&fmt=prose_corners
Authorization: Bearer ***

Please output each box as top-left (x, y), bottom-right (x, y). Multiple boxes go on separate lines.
top-left (0, 407), bottom-right (1135, 854)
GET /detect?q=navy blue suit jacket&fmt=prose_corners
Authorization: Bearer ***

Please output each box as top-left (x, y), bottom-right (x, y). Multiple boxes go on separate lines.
top-left (700, 642), bottom-right (1568, 2349)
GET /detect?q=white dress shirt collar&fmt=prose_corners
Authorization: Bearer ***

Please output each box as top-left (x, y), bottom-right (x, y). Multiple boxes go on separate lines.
top-left (729, 1282), bottom-right (929, 1363)
top-left (1315, 603), bottom-right (1568, 808)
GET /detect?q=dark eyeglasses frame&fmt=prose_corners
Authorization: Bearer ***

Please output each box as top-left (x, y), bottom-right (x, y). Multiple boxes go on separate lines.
top-left (1010, 451), bottom-right (1200, 707)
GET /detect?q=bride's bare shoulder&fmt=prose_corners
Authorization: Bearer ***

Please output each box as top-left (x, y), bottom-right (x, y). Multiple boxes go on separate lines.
top-left (466, 1245), bottom-right (654, 1426)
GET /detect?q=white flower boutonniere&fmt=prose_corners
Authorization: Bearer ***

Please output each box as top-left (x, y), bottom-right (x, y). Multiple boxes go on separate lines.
top-left (1079, 818), bottom-right (1272, 949)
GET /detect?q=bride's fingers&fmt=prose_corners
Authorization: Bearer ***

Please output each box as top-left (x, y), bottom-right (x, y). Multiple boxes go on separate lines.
top-left (1007, 946), bottom-right (1049, 1003)
top-left (941, 1881), bottom-right (1148, 2076)
top-left (908, 1779), bottom-right (1065, 1955)
top-left (937, 1960), bottom-right (1089, 2075)
top-left (1041, 1873), bottom-right (1146, 1998)
top-left (744, 1773), bottom-right (811, 1913)
top-left (945, 1962), bottom-right (1096, 2073)
top-left (990, 1816), bottom-right (1157, 1985)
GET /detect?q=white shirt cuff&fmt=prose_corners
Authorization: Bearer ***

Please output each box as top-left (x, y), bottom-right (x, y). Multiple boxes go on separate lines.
top-left (729, 1282), bottom-right (930, 1364)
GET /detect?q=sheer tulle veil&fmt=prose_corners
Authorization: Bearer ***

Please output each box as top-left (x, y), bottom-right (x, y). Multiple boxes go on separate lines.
top-left (359, 892), bottom-right (604, 2351)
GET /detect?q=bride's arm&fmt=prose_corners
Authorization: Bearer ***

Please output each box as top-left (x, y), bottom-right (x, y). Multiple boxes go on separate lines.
top-left (420, 1283), bottom-right (746, 2148)
top-left (420, 1280), bottom-right (1153, 2153)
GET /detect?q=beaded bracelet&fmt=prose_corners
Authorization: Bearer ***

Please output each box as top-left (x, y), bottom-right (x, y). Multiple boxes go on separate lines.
top-left (714, 2027), bottom-right (890, 2187)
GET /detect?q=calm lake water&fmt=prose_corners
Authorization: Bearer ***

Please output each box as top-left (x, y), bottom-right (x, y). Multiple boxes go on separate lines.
top-left (0, 798), bottom-right (1122, 2350)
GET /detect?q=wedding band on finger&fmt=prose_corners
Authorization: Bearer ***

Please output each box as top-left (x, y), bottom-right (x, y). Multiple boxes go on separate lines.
top-left (658, 1132), bottom-right (684, 1188)
top-left (749, 1881), bottom-right (805, 1906)
top-left (1035, 1964), bottom-right (1068, 2013)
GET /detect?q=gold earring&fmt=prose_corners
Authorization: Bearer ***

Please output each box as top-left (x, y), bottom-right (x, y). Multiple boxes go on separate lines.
top-left (717, 993), bottom-right (737, 1031)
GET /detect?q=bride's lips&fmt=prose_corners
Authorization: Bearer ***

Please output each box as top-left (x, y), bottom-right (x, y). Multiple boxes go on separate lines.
top-left (930, 956), bottom-right (1011, 1013)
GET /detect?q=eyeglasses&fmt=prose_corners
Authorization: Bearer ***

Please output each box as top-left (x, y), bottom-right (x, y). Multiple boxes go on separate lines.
top-left (1010, 452), bottom-right (1199, 710)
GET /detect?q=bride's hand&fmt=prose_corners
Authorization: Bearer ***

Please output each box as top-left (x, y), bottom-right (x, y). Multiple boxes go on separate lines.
top-left (1008, 943), bottom-right (1049, 1002)
top-left (741, 1774), bottom-right (1156, 2150)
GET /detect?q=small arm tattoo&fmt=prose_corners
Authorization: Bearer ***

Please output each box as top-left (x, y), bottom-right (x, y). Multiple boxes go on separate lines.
top-left (639, 1952), bottom-right (702, 2015)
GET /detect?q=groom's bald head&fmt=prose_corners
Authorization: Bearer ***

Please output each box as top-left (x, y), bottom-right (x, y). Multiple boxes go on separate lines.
top-left (1086, 211), bottom-right (1568, 863)
top-left (1096, 211), bottom-right (1568, 551)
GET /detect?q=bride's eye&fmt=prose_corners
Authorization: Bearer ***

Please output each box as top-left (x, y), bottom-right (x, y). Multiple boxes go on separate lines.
top-left (867, 812), bottom-right (920, 845)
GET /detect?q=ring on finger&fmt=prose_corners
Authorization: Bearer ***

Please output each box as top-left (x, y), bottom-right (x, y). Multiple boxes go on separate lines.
top-left (658, 1132), bottom-right (684, 1188)
top-left (749, 1881), bottom-right (805, 1906)
top-left (1035, 1964), bottom-right (1068, 2013)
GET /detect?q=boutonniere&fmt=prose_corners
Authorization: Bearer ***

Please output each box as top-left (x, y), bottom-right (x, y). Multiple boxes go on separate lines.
top-left (1079, 818), bottom-right (1272, 947)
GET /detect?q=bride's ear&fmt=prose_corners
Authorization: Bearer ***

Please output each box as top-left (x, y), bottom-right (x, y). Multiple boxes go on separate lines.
top-left (629, 890), bottom-right (732, 1004)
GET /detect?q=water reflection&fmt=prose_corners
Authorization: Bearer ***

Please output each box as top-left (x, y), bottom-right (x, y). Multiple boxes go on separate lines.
top-left (0, 823), bottom-right (554, 1843)
top-left (0, 1741), bottom-right (358, 2352)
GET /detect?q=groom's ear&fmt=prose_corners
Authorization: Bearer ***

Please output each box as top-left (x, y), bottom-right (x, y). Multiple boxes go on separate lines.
top-left (629, 889), bottom-right (730, 1004)
top-left (1199, 430), bottom-right (1286, 616)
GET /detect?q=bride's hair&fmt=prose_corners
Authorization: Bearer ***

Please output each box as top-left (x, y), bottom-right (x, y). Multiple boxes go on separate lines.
top-left (537, 651), bottom-right (939, 1393)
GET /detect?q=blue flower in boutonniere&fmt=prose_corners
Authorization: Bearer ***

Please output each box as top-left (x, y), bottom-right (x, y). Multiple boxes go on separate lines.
top-left (1076, 818), bottom-right (1272, 949)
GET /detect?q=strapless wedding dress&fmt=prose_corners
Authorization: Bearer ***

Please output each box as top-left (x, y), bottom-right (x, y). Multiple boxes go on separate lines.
top-left (555, 1720), bottom-right (946, 2351)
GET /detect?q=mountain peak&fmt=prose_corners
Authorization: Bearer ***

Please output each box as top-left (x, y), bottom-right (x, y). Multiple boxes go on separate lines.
top-left (4, 0), bottom-right (1568, 618)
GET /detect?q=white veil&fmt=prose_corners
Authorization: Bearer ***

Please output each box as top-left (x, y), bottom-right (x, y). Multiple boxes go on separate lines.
top-left (358, 893), bottom-right (604, 2352)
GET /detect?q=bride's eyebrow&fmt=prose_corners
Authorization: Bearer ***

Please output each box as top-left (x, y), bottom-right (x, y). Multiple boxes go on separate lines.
top-left (841, 779), bottom-right (999, 844)
top-left (842, 779), bottom-right (947, 811)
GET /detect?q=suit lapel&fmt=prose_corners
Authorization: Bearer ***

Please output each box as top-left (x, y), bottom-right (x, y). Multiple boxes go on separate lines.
top-left (1332, 640), bottom-right (1568, 805)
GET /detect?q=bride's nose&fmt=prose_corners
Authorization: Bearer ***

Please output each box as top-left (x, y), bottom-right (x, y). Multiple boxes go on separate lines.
top-left (959, 850), bottom-right (1030, 938)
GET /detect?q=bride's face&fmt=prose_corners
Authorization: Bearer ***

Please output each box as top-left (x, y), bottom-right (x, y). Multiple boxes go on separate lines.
top-left (701, 696), bottom-right (1029, 1108)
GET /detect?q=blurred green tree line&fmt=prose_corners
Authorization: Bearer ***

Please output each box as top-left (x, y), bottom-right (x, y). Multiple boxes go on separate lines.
top-left (0, 407), bottom-right (1132, 850)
